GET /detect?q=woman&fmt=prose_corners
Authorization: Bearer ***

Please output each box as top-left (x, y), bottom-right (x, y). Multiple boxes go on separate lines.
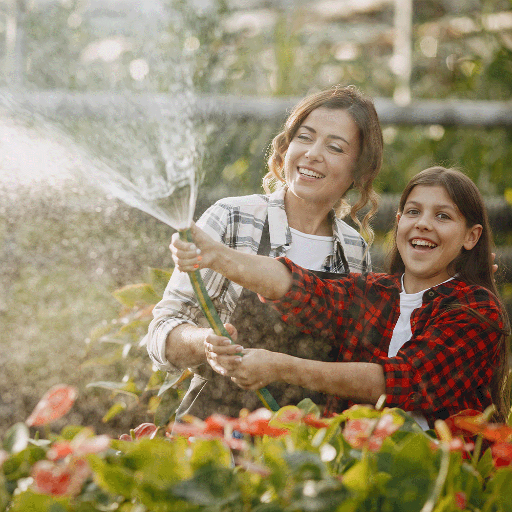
top-left (146, 85), bottom-right (384, 418)
top-left (171, 167), bottom-right (511, 427)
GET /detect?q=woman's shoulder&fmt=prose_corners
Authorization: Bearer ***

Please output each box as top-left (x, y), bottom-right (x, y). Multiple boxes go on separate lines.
top-left (332, 217), bottom-right (366, 244)
top-left (210, 193), bottom-right (271, 210)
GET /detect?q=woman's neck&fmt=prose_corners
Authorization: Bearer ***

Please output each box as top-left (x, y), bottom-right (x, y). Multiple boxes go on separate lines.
top-left (284, 190), bottom-right (333, 236)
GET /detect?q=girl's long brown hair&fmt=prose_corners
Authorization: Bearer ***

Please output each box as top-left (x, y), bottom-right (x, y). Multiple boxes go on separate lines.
top-left (263, 85), bottom-right (383, 246)
top-left (388, 166), bottom-right (511, 422)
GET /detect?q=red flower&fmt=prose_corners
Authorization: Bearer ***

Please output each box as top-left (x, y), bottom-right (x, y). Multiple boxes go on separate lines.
top-left (453, 415), bottom-right (512, 443)
top-left (445, 410), bottom-right (481, 437)
top-left (119, 433), bottom-right (132, 442)
top-left (491, 442), bottom-right (512, 468)
top-left (26, 385), bottom-right (78, 427)
top-left (31, 458), bottom-right (90, 496)
top-left (302, 415), bottom-right (330, 429)
top-left (233, 409), bottom-right (288, 437)
top-left (455, 491), bottom-right (467, 510)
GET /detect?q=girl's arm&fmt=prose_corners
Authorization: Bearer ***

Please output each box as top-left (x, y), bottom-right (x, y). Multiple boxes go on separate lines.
top-left (171, 223), bottom-right (293, 300)
top-left (205, 329), bottom-right (385, 403)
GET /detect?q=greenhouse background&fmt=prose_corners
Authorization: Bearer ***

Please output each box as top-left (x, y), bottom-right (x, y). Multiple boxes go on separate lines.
top-left (0, 0), bottom-right (511, 436)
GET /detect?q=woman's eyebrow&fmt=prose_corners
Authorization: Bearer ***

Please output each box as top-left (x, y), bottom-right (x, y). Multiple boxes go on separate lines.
top-left (301, 125), bottom-right (350, 145)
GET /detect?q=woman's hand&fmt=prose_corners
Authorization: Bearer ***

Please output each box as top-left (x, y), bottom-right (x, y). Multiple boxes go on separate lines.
top-left (204, 323), bottom-right (278, 390)
top-left (204, 323), bottom-right (244, 376)
top-left (170, 223), bottom-right (222, 272)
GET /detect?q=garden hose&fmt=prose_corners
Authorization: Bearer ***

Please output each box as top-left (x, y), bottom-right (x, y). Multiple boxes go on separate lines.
top-left (179, 229), bottom-right (280, 412)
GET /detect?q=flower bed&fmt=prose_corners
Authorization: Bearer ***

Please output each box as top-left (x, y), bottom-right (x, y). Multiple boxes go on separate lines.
top-left (1, 385), bottom-right (512, 511)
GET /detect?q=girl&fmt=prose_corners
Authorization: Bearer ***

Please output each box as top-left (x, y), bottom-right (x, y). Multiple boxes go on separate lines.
top-left (146, 85), bottom-right (383, 419)
top-left (171, 167), bottom-right (510, 427)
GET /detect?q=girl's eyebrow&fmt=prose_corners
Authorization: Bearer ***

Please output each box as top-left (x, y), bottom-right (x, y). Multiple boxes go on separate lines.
top-left (301, 125), bottom-right (350, 145)
top-left (404, 199), bottom-right (457, 211)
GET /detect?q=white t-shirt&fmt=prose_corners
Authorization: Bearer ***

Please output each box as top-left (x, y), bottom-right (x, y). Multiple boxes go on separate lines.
top-left (286, 228), bottom-right (333, 271)
top-left (388, 275), bottom-right (454, 431)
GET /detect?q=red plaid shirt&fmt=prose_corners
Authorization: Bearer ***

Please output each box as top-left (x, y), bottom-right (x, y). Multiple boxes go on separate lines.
top-left (264, 258), bottom-right (503, 427)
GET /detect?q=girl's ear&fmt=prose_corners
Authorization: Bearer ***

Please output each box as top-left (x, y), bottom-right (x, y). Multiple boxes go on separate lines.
top-left (463, 224), bottom-right (483, 250)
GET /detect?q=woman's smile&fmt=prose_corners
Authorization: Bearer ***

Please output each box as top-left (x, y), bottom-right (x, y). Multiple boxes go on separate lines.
top-left (283, 107), bottom-right (360, 211)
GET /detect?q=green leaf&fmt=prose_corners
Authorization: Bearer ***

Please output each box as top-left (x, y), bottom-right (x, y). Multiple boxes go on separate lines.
top-left (171, 465), bottom-right (240, 507)
top-left (148, 267), bottom-right (173, 297)
top-left (102, 402), bottom-right (128, 422)
top-left (158, 369), bottom-right (193, 396)
top-left (145, 370), bottom-right (167, 391)
top-left (154, 386), bottom-right (182, 427)
top-left (113, 283), bottom-right (161, 308)
top-left (86, 381), bottom-right (141, 398)
top-left (3, 423), bottom-right (29, 454)
top-left (190, 440), bottom-right (232, 471)
top-left (9, 490), bottom-right (70, 512)
top-left (476, 447), bottom-right (495, 480)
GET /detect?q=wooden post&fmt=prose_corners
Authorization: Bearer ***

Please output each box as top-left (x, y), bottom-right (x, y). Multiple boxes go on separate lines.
top-left (392, 0), bottom-right (413, 106)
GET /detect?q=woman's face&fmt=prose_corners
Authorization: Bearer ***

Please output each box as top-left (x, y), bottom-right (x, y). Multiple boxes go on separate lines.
top-left (396, 185), bottom-right (482, 294)
top-left (283, 107), bottom-right (360, 209)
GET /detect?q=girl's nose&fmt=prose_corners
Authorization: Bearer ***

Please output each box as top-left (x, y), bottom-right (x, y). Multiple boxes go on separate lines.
top-left (415, 214), bottom-right (432, 230)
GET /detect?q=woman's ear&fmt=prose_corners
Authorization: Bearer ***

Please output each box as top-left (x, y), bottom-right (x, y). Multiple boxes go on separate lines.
top-left (463, 224), bottom-right (483, 250)
top-left (396, 212), bottom-right (401, 223)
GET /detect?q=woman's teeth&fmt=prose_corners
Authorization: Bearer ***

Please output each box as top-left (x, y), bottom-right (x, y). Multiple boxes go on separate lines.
top-left (411, 239), bottom-right (437, 248)
top-left (298, 167), bottom-right (324, 179)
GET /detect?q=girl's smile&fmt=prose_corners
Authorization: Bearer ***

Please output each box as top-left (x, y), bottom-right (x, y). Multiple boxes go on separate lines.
top-left (397, 185), bottom-right (482, 294)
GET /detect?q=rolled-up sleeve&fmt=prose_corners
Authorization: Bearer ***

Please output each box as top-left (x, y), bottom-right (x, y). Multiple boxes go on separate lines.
top-left (145, 203), bottom-right (233, 372)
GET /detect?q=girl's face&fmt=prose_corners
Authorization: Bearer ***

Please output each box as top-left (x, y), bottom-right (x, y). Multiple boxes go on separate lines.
top-left (283, 107), bottom-right (360, 209)
top-left (396, 185), bottom-right (482, 294)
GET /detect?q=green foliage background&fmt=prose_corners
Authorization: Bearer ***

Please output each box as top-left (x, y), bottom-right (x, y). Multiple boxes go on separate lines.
top-left (0, 0), bottom-right (511, 436)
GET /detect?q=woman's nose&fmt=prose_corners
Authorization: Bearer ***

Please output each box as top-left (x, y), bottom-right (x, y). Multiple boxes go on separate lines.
top-left (305, 141), bottom-right (324, 161)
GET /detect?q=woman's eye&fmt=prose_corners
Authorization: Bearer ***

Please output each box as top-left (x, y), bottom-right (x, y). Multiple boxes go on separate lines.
top-left (296, 133), bottom-right (312, 142)
top-left (405, 208), bottom-right (419, 215)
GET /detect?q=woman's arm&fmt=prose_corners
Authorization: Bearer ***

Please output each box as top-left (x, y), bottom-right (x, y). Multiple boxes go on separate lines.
top-left (171, 223), bottom-right (293, 300)
top-left (146, 206), bottom-right (235, 371)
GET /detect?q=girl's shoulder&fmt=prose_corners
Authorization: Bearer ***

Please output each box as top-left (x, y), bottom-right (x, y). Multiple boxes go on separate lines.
top-left (438, 279), bottom-right (501, 311)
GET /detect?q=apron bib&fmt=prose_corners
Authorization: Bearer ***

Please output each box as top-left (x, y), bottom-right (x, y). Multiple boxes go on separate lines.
top-left (175, 217), bottom-right (348, 420)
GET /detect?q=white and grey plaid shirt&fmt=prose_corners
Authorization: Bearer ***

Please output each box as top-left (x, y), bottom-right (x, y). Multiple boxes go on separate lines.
top-left (145, 189), bottom-right (371, 372)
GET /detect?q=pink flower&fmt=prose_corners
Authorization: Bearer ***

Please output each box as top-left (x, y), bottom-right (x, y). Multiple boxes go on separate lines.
top-left (132, 423), bottom-right (158, 440)
top-left (343, 414), bottom-right (400, 452)
top-left (26, 385), bottom-right (78, 427)
top-left (31, 458), bottom-right (90, 496)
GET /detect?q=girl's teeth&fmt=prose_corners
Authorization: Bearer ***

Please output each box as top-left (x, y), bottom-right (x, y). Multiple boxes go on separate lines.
top-left (412, 239), bottom-right (437, 248)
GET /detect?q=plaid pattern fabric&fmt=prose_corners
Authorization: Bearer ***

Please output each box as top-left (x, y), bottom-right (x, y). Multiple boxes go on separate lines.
top-left (267, 258), bottom-right (503, 427)
top-left (145, 189), bottom-right (371, 372)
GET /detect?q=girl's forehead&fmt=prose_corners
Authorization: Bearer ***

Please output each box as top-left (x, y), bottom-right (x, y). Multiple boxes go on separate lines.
top-left (405, 184), bottom-right (454, 206)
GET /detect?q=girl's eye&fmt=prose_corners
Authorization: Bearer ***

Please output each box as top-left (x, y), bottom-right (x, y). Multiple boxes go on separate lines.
top-left (436, 212), bottom-right (451, 220)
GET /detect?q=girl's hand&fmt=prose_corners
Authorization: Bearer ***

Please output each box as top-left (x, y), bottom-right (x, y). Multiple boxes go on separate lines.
top-left (170, 223), bottom-right (222, 272)
top-left (204, 323), bottom-right (244, 376)
top-left (229, 349), bottom-right (277, 391)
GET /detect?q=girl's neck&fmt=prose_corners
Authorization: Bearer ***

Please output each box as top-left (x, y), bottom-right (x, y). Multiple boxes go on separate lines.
top-left (284, 190), bottom-right (333, 236)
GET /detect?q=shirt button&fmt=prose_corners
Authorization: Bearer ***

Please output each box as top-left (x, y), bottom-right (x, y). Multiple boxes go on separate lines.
top-left (427, 291), bottom-right (435, 298)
